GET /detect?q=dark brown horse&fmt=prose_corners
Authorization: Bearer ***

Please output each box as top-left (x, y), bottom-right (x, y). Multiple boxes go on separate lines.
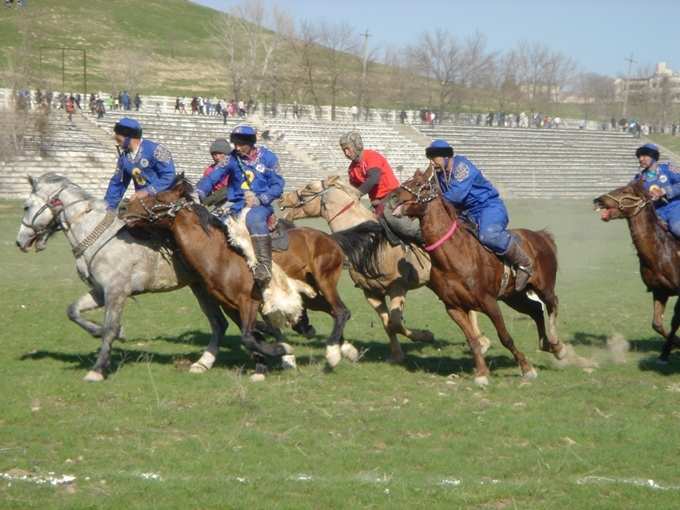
top-left (595, 180), bottom-right (680, 362)
top-left (123, 177), bottom-right (354, 376)
top-left (391, 168), bottom-right (566, 385)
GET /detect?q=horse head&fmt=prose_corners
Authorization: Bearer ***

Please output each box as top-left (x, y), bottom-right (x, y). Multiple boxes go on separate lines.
top-left (123, 174), bottom-right (194, 229)
top-left (279, 179), bottom-right (326, 221)
top-left (16, 173), bottom-right (73, 252)
top-left (391, 166), bottom-right (439, 218)
top-left (594, 180), bottom-right (650, 222)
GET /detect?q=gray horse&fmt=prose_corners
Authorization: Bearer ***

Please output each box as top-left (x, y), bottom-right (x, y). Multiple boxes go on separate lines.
top-left (15, 173), bottom-right (236, 381)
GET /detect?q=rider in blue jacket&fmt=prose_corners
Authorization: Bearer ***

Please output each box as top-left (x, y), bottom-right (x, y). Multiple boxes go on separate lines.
top-left (196, 124), bottom-right (284, 288)
top-left (633, 143), bottom-right (680, 237)
top-left (425, 139), bottom-right (533, 291)
top-left (104, 117), bottom-right (176, 210)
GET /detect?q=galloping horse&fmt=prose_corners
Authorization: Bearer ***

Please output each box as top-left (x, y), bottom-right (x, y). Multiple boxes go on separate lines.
top-left (123, 176), bottom-right (357, 371)
top-left (391, 168), bottom-right (566, 385)
top-left (595, 180), bottom-right (680, 361)
top-left (280, 176), bottom-right (490, 363)
top-left (16, 173), bottom-right (228, 381)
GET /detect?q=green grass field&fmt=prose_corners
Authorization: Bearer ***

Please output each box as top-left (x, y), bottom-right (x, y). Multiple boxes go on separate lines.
top-left (1, 197), bottom-right (680, 509)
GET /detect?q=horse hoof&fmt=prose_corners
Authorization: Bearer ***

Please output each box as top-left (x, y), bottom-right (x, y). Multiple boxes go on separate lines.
top-left (250, 373), bottom-right (266, 382)
top-left (340, 343), bottom-right (359, 362)
top-left (282, 354), bottom-right (297, 370)
top-left (523, 368), bottom-right (538, 380)
top-left (189, 363), bottom-right (208, 374)
top-left (83, 370), bottom-right (104, 382)
top-left (554, 344), bottom-right (568, 360)
top-left (326, 345), bottom-right (342, 368)
top-left (479, 336), bottom-right (492, 355)
top-left (474, 375), bottom-right (489, 387)
top-left (410, 330), bottom-right (435, 343)
top-left (281, 342), bottom-right (295, 355)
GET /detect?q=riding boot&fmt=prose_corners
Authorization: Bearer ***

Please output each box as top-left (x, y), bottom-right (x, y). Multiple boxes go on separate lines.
top-left (251, 234), bottom-right (273, 289)
top-left (503, 240), bottom-right (533, 291)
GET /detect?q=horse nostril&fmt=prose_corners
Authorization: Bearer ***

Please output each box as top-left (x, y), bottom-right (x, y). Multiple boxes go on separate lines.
top-left (15, 240), bottom-right (21, 247)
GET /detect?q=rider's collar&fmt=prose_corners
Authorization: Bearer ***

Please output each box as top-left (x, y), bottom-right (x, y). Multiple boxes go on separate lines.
top-left (126, 138), bottom-right (144, 159)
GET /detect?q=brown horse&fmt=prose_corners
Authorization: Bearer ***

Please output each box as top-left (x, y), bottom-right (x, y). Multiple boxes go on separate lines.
top-left (391, 168), bottom-right (566, 385)
top-left (595, 180), bottom-right (680, 362)
top-left (123, 177), bottom-right (354, 375)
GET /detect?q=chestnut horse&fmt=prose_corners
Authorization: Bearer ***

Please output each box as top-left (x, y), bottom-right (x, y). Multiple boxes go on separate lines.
top-left (123, 177), bottom-right (354, 375)
top-left (595, 180), bottom-right (680, 362)
top-left (392, 168), bottom-right (566, 385)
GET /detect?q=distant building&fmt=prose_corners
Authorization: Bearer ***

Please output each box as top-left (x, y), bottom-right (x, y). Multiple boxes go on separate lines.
top-left (615, 62), bottom-right (680, 103)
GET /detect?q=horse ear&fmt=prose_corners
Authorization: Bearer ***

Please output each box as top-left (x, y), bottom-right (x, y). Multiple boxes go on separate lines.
top-left (324, 175), bottom-right (340, 187)
top-left (26, 175), bottom-right (37, 192)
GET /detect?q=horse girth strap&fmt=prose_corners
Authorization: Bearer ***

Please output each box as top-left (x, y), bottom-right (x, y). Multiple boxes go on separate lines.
top-left (73, 211), bottom-right (117, 258)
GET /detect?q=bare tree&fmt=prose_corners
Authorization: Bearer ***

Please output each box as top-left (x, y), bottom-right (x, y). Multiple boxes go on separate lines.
top-left (315, 21), bottom-right (358, 120)
top-left (105, 48), bottom-right (149, 95)
top-left (407, 30), bottom-right (494, 120)
top-left (212, 0), bottom-right (290, 102)
top-left (577, 72), bottom-right (616, 120)
top-left (288, 20), bottom-right (323, 115)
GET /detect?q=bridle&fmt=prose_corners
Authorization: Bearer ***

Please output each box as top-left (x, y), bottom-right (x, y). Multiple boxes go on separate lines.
top-left (280, 181), bottom-right (356, 224)
top-left (279, 186), bottom-right (332, 210)
top-left (600, 192), bottom-right (650, 217)
top-left (124, 195), bottom-right (192, 223)
top-left (22, 185), bottom-right (89, 237)
top-left (399, 172), bottom-right (440, 205)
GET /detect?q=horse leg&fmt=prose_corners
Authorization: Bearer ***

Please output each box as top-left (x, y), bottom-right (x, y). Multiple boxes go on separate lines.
top-left (238, 299), bottom-right (289, 377)
top-left (468, 311), bottom-right (492, 355)
top-left (291, 308), bottom-right (316, 339)
top-left (67, 290), bottom-right (105, 337)
top-left (305, 286), bottom-right (353, 367)
top-left (384, 286), bottom-right (434, 344)
top-left (483, 297), bottom-right (536, 379)
top-left (538, 290), bottom-right (567, 359)
top-left (444, 306), bottom-right (491, 386)
top-left (659, 298), bottom-right (680, 362)
top-left (84, 289), bottom-right (127, 382)
top-left (364, 290), bottom-right (404, 363)
top-left (506, 293), bottom-right (558, 358)
top-left (188, 284), bottom-right (229, 374)
top-left (652, 291), bottom-right (670, 338)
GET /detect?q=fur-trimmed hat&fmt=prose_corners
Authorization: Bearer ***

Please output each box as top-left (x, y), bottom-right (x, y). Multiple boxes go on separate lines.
top-left (425, 139), bottom-right (453, 159)
top-left (113, 117), bottom-right (142, 139)
top-left (636, 143), bottom-right (660, 161)
top-left (339, 131), bottom-right (364, 154)
top-left (230, 124), bottom-right (257, 146)
top-left (210, 138), bottom-right (231, 154)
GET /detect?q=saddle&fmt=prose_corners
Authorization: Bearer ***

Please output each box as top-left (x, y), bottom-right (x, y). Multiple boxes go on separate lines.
top-left (268, 216), bottom-right (296, 252)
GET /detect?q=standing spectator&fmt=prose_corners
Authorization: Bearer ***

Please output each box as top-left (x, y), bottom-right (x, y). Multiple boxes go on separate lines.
top-left (134, 93), bottom-right (142, 111)
top-left (350, 105), bottom-right (359, 122)
top-left (175, 97), bottom-right (181, 113)
top-left (293, 101), bottom-right (300, 120)
top-left (215, 99), bottom-right (223, 117)
top-left (75, 93), bottom-right (81, 109)
top-left (205, 97), bottom-right (212, 116)
top-left (65, 95), bottom-right (75, 122)
top-left (191, 96), bottom-right (198, 115)
top-left (222, 105), bottom-right (228, 125)
top-left (238, 99), bottom-right (246, 117)
top-left (400, 110), bottom-right (407, 124)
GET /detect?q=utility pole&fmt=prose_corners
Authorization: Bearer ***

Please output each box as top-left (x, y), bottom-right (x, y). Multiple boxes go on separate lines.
top-left (357, 29), bottom-right (371, 118)
top-left (622, 52), bottom-right (637, 118)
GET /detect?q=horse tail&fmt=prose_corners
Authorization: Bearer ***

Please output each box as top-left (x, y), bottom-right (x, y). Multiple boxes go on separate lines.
top-left (538, 229), bottom-right (558, 273)
top-left (331, 221), bottom-right (386, 279)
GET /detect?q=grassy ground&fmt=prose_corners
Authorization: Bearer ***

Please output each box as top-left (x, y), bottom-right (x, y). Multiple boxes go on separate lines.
top-left (1, 197), bottom-right (680, 509)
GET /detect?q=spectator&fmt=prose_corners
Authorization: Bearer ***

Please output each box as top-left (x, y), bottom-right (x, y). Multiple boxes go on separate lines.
top-left (65, 95), bottom-right (75, 122)
top-left (134, 93), bottom-right (142, 111)
top-left (351, 105), bottom-right (359, 122)
top-left (238, 99), bottom-right (246, 117)
top-left (175, 97), bottom-right (181, 113)
top-left (400, 110), bottom-right (407, 124)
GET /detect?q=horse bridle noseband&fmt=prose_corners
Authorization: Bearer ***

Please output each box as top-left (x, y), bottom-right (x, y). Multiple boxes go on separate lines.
top-left (279, 185), bottom-right (331, 210)
top-left (22, 185), bottom-right (88, 237)
top-left (400, 172), bottom-right (440, 204)
top-left (601, 192), bottom-right (650, 217)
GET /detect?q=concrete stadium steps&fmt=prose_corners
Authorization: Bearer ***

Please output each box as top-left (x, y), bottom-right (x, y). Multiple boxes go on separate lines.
top-left (93, 111), bottom-right (316, 189)
top-left (0, 111), bottom-right (115, 199)
top-left (416, 125), bottom-right (640, 197)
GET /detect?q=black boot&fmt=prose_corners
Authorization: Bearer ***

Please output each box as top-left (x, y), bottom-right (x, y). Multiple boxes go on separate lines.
top-left (251, 234), bottom-right (273, 289)
top-left (503, 240), bottom-right (533, 291)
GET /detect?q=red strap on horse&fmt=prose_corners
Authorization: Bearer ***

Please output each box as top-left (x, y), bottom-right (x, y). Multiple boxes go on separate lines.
top-left (328, 200), bottom-right (355, 224)
top-left (424, 220), bottom-right (458, 252)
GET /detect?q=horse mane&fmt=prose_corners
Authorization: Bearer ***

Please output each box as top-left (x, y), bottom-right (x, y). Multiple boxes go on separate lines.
top-left (331, 221), bottom-right (387, 278)
top-left (36, 172), bottom-right (95, 201)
